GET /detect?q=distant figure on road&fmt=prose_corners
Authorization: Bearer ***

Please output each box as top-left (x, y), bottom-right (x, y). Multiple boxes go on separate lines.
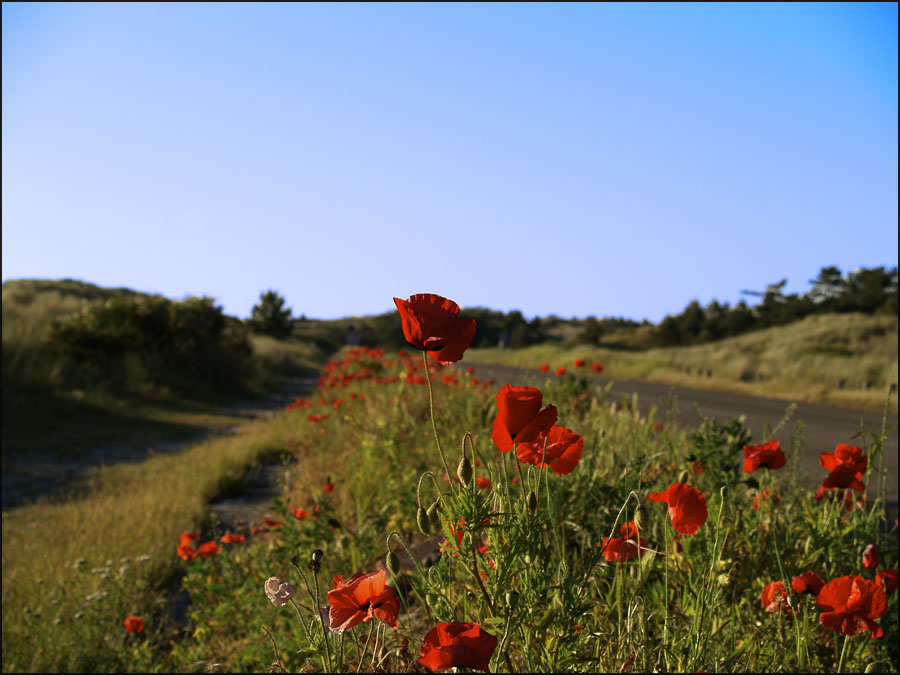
top-left (346, 324), bottom-right (360, 346)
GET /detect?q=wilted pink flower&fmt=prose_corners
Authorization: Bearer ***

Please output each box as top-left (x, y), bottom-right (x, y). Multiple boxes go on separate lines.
top-left (265, 577), bottom-right (296, 607)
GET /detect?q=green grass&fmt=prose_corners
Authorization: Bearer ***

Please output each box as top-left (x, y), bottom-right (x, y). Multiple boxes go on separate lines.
top-left (464, 312), bottom-right (899, 413)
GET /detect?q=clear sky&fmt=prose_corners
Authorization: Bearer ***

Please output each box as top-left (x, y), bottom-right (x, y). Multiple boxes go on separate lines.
top-left (3, 2), bottom-right (897, 322)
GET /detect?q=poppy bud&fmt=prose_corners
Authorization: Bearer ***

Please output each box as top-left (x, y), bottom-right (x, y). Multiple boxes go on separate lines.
top-left (428, 502), bottom-right (442, 530)
top-left (527, 490), bottom-right (538, 514)
top-left (457, 456), bottom-right (473, 488)
top-left (505, 591), bottom-right (519, 610)
top-left (677, 470), bottom-right (691, 485)
top-left (633, 504), bottom-right (646, 531)
top-left (417, 507), bottom-right (431, 535)
top-left (290, 555), bottom-right (299, 567)
top-left (386, 551), bottom-right (401, 577)
top-left (311, 549), bottom-right (324, 563)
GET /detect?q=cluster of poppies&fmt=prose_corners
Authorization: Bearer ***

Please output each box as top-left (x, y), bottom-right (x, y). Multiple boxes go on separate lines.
top-left (539, 359), bottom-right (603, 375)
top-left (266, 565), bottom-right (498, 673)
top-left (814, 443), bottom-right (869, 511)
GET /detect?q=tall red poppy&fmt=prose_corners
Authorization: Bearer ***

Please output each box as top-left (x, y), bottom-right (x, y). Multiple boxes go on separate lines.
top-left (123, 616), bottom-right (145, 633)
top-left (491, 385), bottom-right (557, 453)
top-left (592, 362), bottom-right (603, 373)
top-left (327, 570), bottom-right (400, 633)
top-left (539, 364), bottom-right (550, 373)
top-left (648, 482), bottom-right (708, 535)
top-left (393, 294), bottom-right (476, 365)
top-left (417, 621), bottom-right (498, 673)
top-left (516, 425), bottom-right (583, 475)
top-left (761, 581), bottom-right (792, 615)
top-left (743, 440), bottom-right (786, 473)
top-left (817, 575), bottom-right (888, 638)
top-left (820, 443), bottom-right (867, 474)
top-left (197, 540), bottom-right (222, 558)
top-left (822, 466), bottom-right (866, 492)
top-left (599, 522), bottom-right (645, 562)
top-left (574, 358), bottom-right (586, 368)
top-left (791, 571), bottom-right (825, 596)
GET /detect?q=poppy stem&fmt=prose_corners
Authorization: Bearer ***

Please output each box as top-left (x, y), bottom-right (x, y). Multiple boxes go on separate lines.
top-left (422, 350), bottom-right (455, 496)
top-left (355, 621), bottom-right (375, 673)
top-left (312, 568), bottom-right (334, 673)
top-left (836, 633), bottom-right (850, 674)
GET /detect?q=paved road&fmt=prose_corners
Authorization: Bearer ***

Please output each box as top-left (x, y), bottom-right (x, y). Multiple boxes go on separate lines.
top-left (458, 362), bottom-right (898, 508)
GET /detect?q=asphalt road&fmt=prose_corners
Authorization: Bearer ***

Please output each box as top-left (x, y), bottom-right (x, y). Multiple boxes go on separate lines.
top-left (458, 362), bottom-right (898, 508)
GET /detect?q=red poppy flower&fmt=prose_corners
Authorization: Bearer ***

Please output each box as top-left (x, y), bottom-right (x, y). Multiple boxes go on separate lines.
top-left (876, 569), bottom-right (898, 595)
top-left (574, 358), bottom-right (586, 368)
top-left (262, 517), bottom-right (282, 529)
top-left (516, 425), bottom-right (584, 475)
top-left (327, 570), bottom-right (400, 633)
top-left (742, 440), bottom-right (786, 473)
top-left (123, 616), bottom-right (145, 633)
top-left (554, 366), bottom-right (566, 377)
top-left (417, 621), bottom-right (498, 673)
top-left (863, 544), bottom-right (879, 570)
top-left (791, 571), bottom-right (825, 596)
top-left (324, 480), bottom-right (334, 493)
top-left (221, 533), bottom-right (245, 544)
top-left (599, 536), bottom-right (640, 562)
top-left (817, 575), bottom-right (888, 638)
top-left (539, 364), bottom-right (550, 373)
top-left (465, 367), bottom-right (475, 375)
top-left (176, 543), bottom-right (197, 561)
top-left (761, 581), bottom-right (792, 615)
top-left (476, 477), bottom-right (492, 491)
top-left (179, 532), bottom-right (200, 547)
top-left (648, 483), bottom-right (708, 535)
top-left (393, 294), bottom-right (476, 365)
top-left (197, 540), bottom-right (222, 558)
top-left (592, 362), bottom-right (603, 373)
top-left (491, 385), bottom-right (558, 453)
top-left (820, 443), bottom-right (867, 474)
top-left (292, 507), bottom-right (307, 520)
top-left (822, 466), bottom-right (866, 492)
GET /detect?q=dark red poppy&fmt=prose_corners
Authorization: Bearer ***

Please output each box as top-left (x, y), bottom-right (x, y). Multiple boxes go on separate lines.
top-left (417, 621), bottom-right (498, 673)
top-left (863, 544), bottom-right (879, 570)
top-left (327, 570), bottom-right (400, 633)
top-left (491, 385), bottom-right (558, 453)
top-left (742, 440), bottom-right (786, 473)
top-left (875, 569), bottom-right (898, 595)
top-left (820, 443), bottom-right (867, 474)
top-left (822, 466), bottom-right (866, 492)
top-left (817, 575), bottom-right (888, 638)
top-left (761, 581), bottom-right (792, 615)
top-left (324, 480), bottom-right (334, 493)
top-left (123, 616), bottom-right (145, 633)
top-left (393, 294), bottom-right (476, 365)
top-left (791, 571), bottom-right (825, 596)
top-left (539, 364), bottom-right (550, 373)
top-left (600, 536), bottom-right (640, 562)
top-left (516, 425), bottom-right (583, 475)
top-left (574, 358), bottom-right (586, 368)
top-left (592, 362), bottom-right (603, 373)
top-left (648, 482), bottom-right (708, 535)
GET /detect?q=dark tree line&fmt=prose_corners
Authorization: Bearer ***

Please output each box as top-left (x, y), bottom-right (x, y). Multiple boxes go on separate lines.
top-left (651, 265), bottom-right (898, 347)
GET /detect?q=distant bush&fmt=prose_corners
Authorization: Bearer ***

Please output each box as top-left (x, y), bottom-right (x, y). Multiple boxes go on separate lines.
top-left (50, 294), bottom-right (253, 396)
top-left (248, 290), bottom-right (293, 338)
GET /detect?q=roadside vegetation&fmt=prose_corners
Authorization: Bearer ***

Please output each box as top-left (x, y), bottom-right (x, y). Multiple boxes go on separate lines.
top-left (464, 312), bottom-right (899, 413)
top-left (2, 334), bottom-right (896, 673)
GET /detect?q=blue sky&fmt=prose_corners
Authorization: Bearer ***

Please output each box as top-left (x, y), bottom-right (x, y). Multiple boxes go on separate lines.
top-left (3, 2), bottom-right (897, 321)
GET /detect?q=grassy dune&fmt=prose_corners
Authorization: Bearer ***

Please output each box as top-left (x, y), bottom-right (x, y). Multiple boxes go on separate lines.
top-left (464, 313), bottom-right (899, 413)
